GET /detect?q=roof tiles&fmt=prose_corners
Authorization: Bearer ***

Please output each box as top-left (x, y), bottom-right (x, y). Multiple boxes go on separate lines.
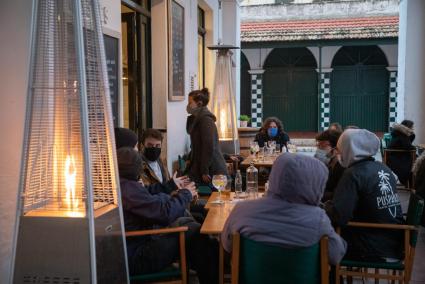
top-left (241, 16), bottom-right (398, 42)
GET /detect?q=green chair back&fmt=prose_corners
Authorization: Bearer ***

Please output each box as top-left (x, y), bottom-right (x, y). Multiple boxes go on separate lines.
top-left (406, 193), bottom-right (424, 247)
top-left (239, 237), bottom-right (321, 284)
top-left (178, 155), bottom-right (186, 176)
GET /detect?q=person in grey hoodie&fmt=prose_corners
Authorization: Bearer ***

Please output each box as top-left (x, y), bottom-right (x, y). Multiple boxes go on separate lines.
top-left (221, 153), bottom-right (347, 265)
top-left (325, 129), bottom-right (404, 261)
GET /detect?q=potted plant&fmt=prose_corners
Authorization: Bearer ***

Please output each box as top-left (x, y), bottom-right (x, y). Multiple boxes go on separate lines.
top-left (239, 115), bottom-right (250, 127)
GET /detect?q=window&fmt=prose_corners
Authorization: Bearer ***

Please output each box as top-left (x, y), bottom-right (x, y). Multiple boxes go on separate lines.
top-left (197, 7), bottom-right (205, 89)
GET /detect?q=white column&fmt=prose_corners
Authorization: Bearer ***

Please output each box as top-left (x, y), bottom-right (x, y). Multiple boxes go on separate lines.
top-left (398, 0), bottom-right (425, 143)
top-left (0, 1), bottom-right (33, 283)
top-left (221, 0), bottom-right (241, 119)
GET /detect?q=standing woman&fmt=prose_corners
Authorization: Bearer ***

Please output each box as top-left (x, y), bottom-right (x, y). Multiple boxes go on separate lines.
top-left (186, 88), bottom-right (227, 185)
top-left (254, 117), bottom-right (290, 152)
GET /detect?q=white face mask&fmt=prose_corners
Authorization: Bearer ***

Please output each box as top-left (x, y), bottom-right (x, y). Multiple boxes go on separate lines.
top-left (314, 149), bottom-right (331, 165)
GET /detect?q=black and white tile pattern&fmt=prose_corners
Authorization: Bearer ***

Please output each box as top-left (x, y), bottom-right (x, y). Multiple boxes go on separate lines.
top-left (388, 71), bottom-right (398, 128)
top-left (250, 73), bottom-right (263, 128)
top-left (320, 72), bottom-right (331, 130)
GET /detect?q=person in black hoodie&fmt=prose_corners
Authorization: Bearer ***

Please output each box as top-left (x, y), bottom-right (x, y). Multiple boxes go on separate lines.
top-left (186, 88), bottom-right (227, 184)
top-left (325, 129), bottom-right (404, 262)
top-left (386, 120), bottom-right (416, 186)
top-left (254, 117), bottom-right (290, 152)
top-left (117, 147), bottom-right (218, 283)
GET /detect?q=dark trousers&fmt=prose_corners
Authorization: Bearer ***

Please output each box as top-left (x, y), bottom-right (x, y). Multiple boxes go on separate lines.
top-left (130, 217), bottom-right (219, 284)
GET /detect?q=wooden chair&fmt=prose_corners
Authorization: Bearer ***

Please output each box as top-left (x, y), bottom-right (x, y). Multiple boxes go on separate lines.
top-left (230, 233), bottom-right (329, 284)
top-left (335, 193), bottom-right (424, 284)
top-left (383, 148), bottom-right (417, 188)
top-left (126, 226), bottom-right (188, 284)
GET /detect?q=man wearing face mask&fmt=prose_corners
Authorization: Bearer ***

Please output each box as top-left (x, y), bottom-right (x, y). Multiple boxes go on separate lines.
top-left (254, 117), bottom-right (290, 152)
top-left (140, 128), bottom-right (190, 191)
top-left (315, 129), bottom-right (345, 201)
top-left (325, 129), bottom-right (404, 262)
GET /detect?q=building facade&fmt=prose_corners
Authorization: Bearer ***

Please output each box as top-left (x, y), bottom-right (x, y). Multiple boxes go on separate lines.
top-left (0, 0), bottom-right (241, 282)
top-left (239, 0), bottom-right (399, 132)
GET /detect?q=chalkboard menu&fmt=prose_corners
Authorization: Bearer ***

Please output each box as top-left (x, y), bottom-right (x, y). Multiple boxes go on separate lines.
top-left (103, 34), bottom-right (119, 126)
top-left (168, 0), bottom-right (185, 101)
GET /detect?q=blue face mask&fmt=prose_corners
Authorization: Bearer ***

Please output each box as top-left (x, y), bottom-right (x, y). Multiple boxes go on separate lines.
top-left (267, 127), bottom-right (278, 138)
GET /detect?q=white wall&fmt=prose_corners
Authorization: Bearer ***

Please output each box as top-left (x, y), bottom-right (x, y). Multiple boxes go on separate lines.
top-left (398, 0), bottom-right (425, 144)
top-left (0, 1), bottom-right (32, 282)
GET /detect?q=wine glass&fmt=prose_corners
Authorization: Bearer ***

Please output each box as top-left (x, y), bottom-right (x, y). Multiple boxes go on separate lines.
top-left (212, 174), bottom-right (227, 204)
top-left (250, 141), bottom-right (259, 158)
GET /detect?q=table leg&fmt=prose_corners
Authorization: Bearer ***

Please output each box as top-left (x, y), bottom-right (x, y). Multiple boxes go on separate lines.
top-left (219, 240), bottom-right (224, 284)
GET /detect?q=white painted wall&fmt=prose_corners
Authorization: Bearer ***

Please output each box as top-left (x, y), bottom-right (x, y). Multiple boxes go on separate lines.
top-left (0, 1), bottom-right (32, 282)
top-left (398, 0), bottom-right (425, 144)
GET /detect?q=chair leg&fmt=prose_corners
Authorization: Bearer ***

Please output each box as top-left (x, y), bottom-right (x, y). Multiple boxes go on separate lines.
top-left (374, 268), bottom-right (379, 284)
top-left (335, 265), bottom-right (341, 284)
top-left (179, 232), bottom-right (188, 284)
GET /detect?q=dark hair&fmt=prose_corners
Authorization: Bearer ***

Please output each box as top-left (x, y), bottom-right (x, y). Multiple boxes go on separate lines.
top-left (114, 127), bottom-right (138, 149)
top-left (188, 88), bottom-right (210, 106)
top-left (260, 117), bottom-right (284, 134)
top-left (141, 128), bottom-right (163, 144)
top-left (329, 122), bottom-right (343, 133)
top-left (401, 119), bottom-right (414, 129)
top-left (117, 147), bottom-right (143, 181)
top-left (315, 130), bottom-right (342, 148)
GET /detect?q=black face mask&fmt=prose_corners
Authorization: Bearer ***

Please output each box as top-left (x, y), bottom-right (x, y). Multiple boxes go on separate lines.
top-left (144, 147), bottom-right (161, 162)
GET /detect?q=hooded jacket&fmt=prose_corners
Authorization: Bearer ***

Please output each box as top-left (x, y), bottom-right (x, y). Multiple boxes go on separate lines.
top-left (221, 153), bottom-right (347, 265)
top-left (326, 129), bottom-right (404, 260)
top-left (186, 106), bottom-right (227, 182)
top-left (386, 123), bottom-right (416, 185)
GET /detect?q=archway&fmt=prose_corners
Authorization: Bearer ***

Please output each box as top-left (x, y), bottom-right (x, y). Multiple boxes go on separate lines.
top-left (263, 47), bottom-right (318, 131)
top-left (331, 45), bottom-right (389, 131)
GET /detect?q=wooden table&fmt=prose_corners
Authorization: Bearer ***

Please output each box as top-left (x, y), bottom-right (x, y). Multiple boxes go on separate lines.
top-left (239, 155), bottom-right (278, 168)
top-left (201, 192), bottom-right (237, 234)
top-left (200, 192), bottom-right (261, 284)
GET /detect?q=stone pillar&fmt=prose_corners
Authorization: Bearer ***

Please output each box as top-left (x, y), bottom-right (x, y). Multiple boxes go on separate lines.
top-left (318, 68), bottom-right (332, 131)
top-left (398, 0), bottom-right (425, 144)
top-left (248, 69), bottom-right (265, 128)
top-left (387, 67), bottom-right (398, 128)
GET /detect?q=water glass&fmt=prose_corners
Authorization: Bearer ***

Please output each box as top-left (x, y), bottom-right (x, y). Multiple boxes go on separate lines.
top-left (258, 147), bottom-right (265, 161)
top-left (250, 141), bottom-right (259, 157)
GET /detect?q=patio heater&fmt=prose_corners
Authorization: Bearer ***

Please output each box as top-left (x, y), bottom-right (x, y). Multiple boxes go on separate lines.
top-left (12, 0), bottom-right (128, 283)
top-left (208, 45), bottom-right (240, 154)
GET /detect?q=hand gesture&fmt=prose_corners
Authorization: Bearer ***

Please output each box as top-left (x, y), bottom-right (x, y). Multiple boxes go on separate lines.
top-left (183, 182), bottom-right (198, 200)
top-left (172, 172), bottom-right (190, 189)
top-left (201, 174), bottom-right (211, 183)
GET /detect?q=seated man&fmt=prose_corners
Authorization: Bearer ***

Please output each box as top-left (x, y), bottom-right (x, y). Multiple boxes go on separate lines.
top-left (114, 127), bottom-right (188, 192)
top-left (222, 153), bottom-right (347, 265)
top-left (139, 128), bottom-right (188, 190)
top-left (325, 129), bottom-right (404, 262)
top-left (117, 147), bottom-right (217, 284)
top-left (315, 129), bottom-right (345, 201)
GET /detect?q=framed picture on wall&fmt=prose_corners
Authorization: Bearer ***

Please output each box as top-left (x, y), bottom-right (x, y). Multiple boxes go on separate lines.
top-left (168, 0), bottom-right (185, 101)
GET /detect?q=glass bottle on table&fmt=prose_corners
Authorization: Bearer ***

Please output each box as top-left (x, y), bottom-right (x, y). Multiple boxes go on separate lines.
top-left (235, 170), bottom-right (243, 198)
top-left (246, 162), bottom-right (258, 199)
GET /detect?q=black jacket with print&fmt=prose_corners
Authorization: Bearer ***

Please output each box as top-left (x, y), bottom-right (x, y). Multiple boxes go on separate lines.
top-left (326, 158), bottom-right (404, 260)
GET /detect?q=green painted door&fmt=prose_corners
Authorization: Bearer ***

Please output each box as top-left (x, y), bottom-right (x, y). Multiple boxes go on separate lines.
top-left (331, 65), bottom-right (389, 131)
top-left (263, 67), bottom-right (318, 131)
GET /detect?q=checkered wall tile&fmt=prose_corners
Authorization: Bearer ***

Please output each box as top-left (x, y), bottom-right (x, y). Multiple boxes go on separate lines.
top-left (319, 72), bottom-right (331, 130)
top-left (388, 71), bottom-right (398, 128)
top-left (251, 74), bottom-right (263, 128)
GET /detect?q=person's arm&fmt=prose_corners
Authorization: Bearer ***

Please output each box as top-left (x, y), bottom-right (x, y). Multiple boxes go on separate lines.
top-left (199, 117), bottom-right (215, 176)
top-left (122, 181), bottom-right (192, 226)
top-left (145, 182), bottom-right (173, 195)
top-left (325, 171), bottom-right (360, 226)
top-left (254, 132), bottom-right (265, 148)
top-left (319, 212), bottom-right (347, 265)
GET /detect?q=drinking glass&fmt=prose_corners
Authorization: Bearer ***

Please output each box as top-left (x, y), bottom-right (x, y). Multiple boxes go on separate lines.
top-left (212, 174), bottom-right (227, 204)
top-left (250, 141), bottom-right (259, 157)
top-left (258, 147), bottom-right (265, 161)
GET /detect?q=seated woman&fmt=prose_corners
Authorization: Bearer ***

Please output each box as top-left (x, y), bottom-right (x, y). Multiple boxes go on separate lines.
top-left (386, 120), bottom-right (416, 186)
top-left (221, 153), bottom-right (347, 265)
top-left (254, 117), bottom-right (290, 152)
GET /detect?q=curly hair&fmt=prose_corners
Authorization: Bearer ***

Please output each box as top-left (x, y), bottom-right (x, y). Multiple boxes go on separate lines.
top-left (188, 88), bottom-right (210, 107)
top-left (260, 117), bottom-right (284, 134)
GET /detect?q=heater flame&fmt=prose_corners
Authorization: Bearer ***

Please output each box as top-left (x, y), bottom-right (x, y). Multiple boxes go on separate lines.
top-left (220, 108), bottom-right (227, 139)
top-left (64, 155), bottom-right (79, 211)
